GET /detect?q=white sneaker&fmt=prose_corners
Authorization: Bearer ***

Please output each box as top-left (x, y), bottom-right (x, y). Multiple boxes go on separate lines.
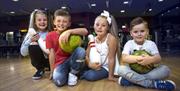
top-left (68, 73), bottom-right (78, 86)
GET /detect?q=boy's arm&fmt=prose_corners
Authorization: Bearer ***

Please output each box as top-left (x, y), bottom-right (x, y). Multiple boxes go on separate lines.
top-left (137, 54), bottom-right (161, 65)
top-left (137, 42), bottom-right (161, 65)
top-left (48, 48), bottom-right (55, 80)
top-left (61, 28), bottom-right (88, 44)
top-left (122, 54), bottom-right (142, 64)
top-left (121, 40), bottom-right (143, 64)
top-left (151, 54), bottom-right (161, 64)
top-left (68, 28), bottom-right (88, 36)
top-left (122, 53), bottom-right (161, 65)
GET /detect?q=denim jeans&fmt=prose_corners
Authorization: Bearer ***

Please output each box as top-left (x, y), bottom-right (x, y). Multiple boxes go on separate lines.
top-left (81, 67), bottom-right (108, 81)
top-left (53, 47), bottom-right (85, 87)
top-left (118, 65), bottom-right (170, 88)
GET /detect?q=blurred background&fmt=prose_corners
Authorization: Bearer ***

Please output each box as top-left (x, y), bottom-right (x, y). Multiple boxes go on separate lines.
top-left (0, 0), bottom-right (180, 57)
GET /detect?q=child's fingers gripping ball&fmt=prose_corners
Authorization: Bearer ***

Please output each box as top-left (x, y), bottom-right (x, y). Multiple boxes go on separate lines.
top-left (129, 50), bottom-right (156, 74)
top-left (59, 31), bottom-right (82, 53)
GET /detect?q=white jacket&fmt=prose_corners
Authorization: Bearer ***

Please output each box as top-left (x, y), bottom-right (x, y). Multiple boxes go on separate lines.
top-left (20, 28), bottom-right (49, 56)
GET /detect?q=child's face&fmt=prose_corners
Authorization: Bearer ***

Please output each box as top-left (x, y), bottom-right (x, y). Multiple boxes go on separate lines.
top-left (54, 16), bottom-right (71, 32)
top-left (35, 14), bottom-right (47, 31)
top-left (94, 17), bottom-right (109, 37)
top-left (130, 23), bottom-right (149, 45)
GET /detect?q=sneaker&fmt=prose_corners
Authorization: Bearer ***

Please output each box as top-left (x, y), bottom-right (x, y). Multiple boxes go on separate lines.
top-left (68, 73), bottom-right (78, 86)
top-left (118, 77), bottom-right (132, 86)
top-left (154, 80), bottom-right (176, 91)
top-left (32, 70), bottom-right (44, 80)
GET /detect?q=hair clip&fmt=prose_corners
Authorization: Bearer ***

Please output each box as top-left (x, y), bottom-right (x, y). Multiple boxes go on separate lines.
top-left (100, 10), bottom-right (111, 24)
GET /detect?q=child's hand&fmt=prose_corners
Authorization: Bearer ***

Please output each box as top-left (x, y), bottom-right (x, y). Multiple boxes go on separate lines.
top-left (60, 30), bottom-right (71, 44)
top-left (136, 56), bottom-right (144, 62)
top-left (137, 55), bottom-right (152, 65)
top-left (88, 62), bottom-right (101, 70)
top-left (31, 34), bottom-right (40, 42)
top-left (49, 71), bottom-right (53, 80)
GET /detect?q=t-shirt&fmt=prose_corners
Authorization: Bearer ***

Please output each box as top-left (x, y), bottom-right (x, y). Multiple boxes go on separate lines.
top-left (46, 31), bottom-right (70, 68)
top-left (122, 40), bottom-right (159, 55)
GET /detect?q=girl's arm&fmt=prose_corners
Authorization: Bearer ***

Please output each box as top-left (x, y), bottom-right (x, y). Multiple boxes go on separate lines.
top-left (107, 34), bottom-right (117, 81)
top-left (85, 44), bottom-right (90, 65)
top-left (20, 34), bottom-right (31, 56)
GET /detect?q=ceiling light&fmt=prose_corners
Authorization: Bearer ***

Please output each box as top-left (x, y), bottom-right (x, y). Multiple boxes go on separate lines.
top-left (10, 11), bottom-right (15, 14)
top-left (158, 0), bottom-right (163, 2)
top-left (120, 10), bottom-right (125, 13)
top-left (123, 1), bottom-right (129, 4)
top-left (148, 8), bottom-right (152, 11)
top-left (122, 25), bottom-right (126, 28)
top-left (61, 6), bottom-right (67, 9)
top-left (12, 0), bottom-right (18, 1)
top-left (91, 4), bottom-right (96, 7)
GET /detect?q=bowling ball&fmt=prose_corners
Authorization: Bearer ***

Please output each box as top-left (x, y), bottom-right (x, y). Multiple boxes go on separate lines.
top-left (129, 50), bottom-right (155, 74)
top-left (59, 31), bottom-right (82, 53)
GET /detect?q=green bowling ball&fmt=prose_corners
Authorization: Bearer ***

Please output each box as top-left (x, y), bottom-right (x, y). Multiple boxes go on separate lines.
top-left (59, 31), bottom-right (81, 53)
top-left (129, 50), bottom-right (155, 74)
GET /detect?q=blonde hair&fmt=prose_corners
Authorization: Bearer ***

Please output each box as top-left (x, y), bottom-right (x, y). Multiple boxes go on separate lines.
top-left (29, 9), bottom-right (52, 31)
top-left (98, 13), bottom-right (121, 60)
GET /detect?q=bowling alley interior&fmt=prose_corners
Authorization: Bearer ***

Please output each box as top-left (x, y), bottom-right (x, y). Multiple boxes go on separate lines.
top-left (0, 0), bottom-right (180, 91)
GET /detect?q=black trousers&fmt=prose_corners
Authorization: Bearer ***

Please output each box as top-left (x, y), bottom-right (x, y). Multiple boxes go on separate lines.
top-left (28, 45), bottom-right (49, 71)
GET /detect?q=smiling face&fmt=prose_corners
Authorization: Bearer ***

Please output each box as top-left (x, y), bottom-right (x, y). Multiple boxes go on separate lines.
top-left (35, 13), bottom-right (47, 31)
top-left (94, 16), bottom-right (109, 38)
top-left (130, 23), bottom-right (149, 45)
top-left (54, 16), bottom-right (71, 32)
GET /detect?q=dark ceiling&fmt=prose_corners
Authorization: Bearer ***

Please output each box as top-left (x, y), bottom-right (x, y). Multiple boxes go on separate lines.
top-left (0, 0), bottom-right (179, 17)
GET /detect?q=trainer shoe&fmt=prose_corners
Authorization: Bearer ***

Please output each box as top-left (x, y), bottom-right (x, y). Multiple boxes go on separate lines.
top-left (118, 77), bottom-right (133, 86)
top-left (32, 70), bottom-right (44, 80)
top-left (154, 80), bottom-right (176, 91)
top-left (68, 73), bottom-right (78, 86)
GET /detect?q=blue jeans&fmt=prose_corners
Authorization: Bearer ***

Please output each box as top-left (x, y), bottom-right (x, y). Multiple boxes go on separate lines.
top-left (118, 65), bottom-right (170, 88)
top-left (53, 47), bottom-right (85, 87)
top-left (81, 67), bottom-right (108, 81)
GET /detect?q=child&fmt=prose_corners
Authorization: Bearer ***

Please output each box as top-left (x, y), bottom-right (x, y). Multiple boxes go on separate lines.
top-left (118, 17), bottom-right (176, 91)
top-left (81, 10), bottom-right (121, 81)
top-left (20, 9), bottom-right (52, 80)
top-left (46, 9), bottom-right (88, 87)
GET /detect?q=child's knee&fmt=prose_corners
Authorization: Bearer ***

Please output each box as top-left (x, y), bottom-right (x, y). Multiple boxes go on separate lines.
top-left (53, 79), bottom-right (66, 87)
top-left (160, 65), bottom-right (171, 77)
top-left (53, 72), bottom-right (67, 86)
top-left (83, 71), bottom-right (97, 81)
top-left (76, 47), bottom-right (85, 59)
top-left (53, 74), bottom-right (67, 87)
top-left (118, 65), bottom-right (130, 75)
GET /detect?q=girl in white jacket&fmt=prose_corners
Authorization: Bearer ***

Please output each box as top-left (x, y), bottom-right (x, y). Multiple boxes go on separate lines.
top-left (20, 9), bottom-right (52, 80)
